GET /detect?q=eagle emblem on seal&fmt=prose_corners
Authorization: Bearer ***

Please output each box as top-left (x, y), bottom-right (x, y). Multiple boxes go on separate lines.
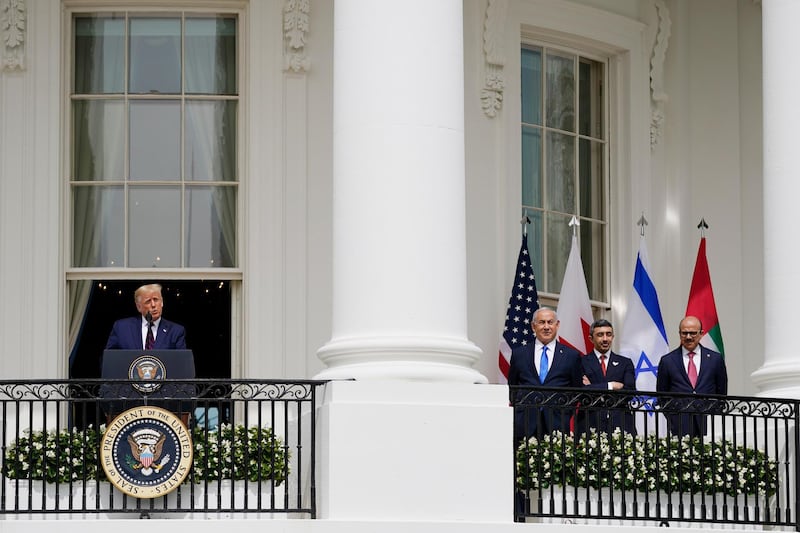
top-left (126, 428), bottom-right (172, 476)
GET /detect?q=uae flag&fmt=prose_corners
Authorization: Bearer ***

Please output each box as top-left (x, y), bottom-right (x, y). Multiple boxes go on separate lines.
top-left (556, 230), bottom-right (594, 354)
top-left (686, 237), bottom-right (725, 356)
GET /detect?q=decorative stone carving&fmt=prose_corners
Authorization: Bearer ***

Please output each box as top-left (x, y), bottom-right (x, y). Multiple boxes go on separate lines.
top-left (481, 0), bottom-right (508, 118)
top-left (648, 0), bottom-right (670, 149)
top-left (283, 0), bottom-right (310, 73)
top-left (1, 0), bottom-right (26, 72)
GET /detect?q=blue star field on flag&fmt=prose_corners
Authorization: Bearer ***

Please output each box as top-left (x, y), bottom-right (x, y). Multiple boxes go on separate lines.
top-left (503, 234), bottom-right (540, 350)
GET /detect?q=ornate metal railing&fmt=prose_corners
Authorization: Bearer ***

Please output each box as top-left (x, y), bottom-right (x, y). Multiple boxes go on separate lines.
top-left (510, 386), bottom-right (799, 530)
top-left (0, 379), bottom-right (325, 518)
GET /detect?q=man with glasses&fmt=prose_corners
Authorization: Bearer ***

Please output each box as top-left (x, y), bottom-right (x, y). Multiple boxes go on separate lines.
top-left (656, 316), bottom-right (728, 436)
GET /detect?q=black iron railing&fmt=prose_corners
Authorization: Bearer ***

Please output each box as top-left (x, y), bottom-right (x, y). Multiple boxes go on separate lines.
top-left (510, 386), bottom-right (799, 529)
top-left (0, 379), bottom-right (325, 518)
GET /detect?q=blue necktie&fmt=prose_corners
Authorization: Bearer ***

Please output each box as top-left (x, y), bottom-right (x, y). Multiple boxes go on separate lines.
top-left (539, 345), bottom-right (549, 382)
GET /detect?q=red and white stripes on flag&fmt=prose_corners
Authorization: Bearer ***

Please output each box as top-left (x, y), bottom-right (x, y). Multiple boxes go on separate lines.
top-left (498, 233), bottom-right (539, 383)
top-left (556, 230), bottom-right (594, 354)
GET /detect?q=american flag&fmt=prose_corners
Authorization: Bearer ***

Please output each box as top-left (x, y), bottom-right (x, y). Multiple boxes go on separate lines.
top-left (498, 232), bottom-right (540, 382)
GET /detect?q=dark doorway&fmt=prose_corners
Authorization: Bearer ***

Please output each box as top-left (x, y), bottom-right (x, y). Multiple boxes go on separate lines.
top-left (69, 280), bottom-right (232, 429)
top-left (69, 279), bottom-right (232, 380)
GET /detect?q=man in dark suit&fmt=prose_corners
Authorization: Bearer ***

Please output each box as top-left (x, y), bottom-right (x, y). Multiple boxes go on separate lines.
top-left (106, 283), bottom-right (187, 350)
top-left (509, 307), bottom-right (584, 442)
top-left (576, 319), bottom-right (636, 435)
top-left (656, 316), bottom-right (727, 437)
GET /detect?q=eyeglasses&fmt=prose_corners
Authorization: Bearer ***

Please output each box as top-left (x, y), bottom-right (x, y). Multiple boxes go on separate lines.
top-left (679, 331), bottom-right (701, 337)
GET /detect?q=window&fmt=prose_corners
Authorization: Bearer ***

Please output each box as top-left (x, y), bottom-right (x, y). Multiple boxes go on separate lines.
top-left (70, 12), bottom-right (238, 268)
top-left (521, 44), bottom-right (607, 302)
top-left (66, 9), bottom-right (241, 384)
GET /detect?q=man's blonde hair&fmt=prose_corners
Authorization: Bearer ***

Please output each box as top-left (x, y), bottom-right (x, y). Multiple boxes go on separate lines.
top-left (134, 283), bottom-right (163, 303)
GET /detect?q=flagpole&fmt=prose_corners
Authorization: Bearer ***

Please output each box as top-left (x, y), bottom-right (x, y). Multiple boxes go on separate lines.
top-left (520, 213), bottom-right (530, 236)
top-left (638, 212), bottom-right (648, 236)
top-left (568, 215), bottom-right (579, 237)
top-left (697, 217), bottom-right (708, 238)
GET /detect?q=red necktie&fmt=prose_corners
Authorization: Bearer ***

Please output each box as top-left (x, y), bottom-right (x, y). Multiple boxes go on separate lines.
top-left (600, 354), bottom-right (607, 376)
top-left (687, 351), bottom-right (698, 388)
top-left (145, 322), bottom-right (155, 350)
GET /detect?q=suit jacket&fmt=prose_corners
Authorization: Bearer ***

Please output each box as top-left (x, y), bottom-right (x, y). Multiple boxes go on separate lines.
top-left (576, 351), bottom-right (636, 434)
top-left (656, 345), bottom-right (727, 436)
top-left (105, 316), bottom-right (187, 350)
top-left (509, 341), bottom-right (583, 441)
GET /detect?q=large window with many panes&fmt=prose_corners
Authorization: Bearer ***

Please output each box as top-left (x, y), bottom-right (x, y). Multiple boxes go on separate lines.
top-left (66, 9), bottom-right (239, 385)
top-left (521, 43), bottom-right (607, 302)
top-left (70, 12), bottom-right (238, 269)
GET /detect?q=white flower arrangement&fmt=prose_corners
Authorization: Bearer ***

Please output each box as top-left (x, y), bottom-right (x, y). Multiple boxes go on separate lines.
top-left (3, 424), bottom-right (289, 486)
top-left (516, 429), bottom-right (778, 496)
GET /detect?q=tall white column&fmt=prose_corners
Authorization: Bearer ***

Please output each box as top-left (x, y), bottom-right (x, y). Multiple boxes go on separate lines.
top-left (316, 0), bottom-right (486, 383)
top-left (752, 0), bottom-right (800, 397)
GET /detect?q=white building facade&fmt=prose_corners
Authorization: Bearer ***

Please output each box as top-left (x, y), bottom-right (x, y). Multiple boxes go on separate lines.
top-left (0, 0), bottom-right (796, 531)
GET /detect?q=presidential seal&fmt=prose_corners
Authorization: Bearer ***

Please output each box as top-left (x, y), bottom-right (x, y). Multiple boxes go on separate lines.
top-left (100, 406), bottom-right (193, 498)
top-left (128, 355), bottom-right (167, 393)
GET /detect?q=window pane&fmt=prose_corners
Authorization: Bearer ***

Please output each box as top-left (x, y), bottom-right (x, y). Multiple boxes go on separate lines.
top-left (579, 58), bottom-right (603, 138)
top-left (129, 18), bottom-right (181, 94)
top-left (73, 100), bottom-right (125, 181)
top-left (74, 15), bottom-right (125, 94)
top-left (521, 126), bottom-right (541, 208)
top-left (129, 187), bottom-right (181, 267)
top-left (579, 138), bottom-right (604, 219)
top-left (185, 186), bottom-right (236, 267)
top-left (546, 52), bottom-right (574, 132)
top-left (546, 131), bottom-right (575, 213)
top-left (129, 101), bottom-right (180, 181)
top-left (521, 47), bottom-right (542, 126)
top-left (580, 220), bottom-right (605, 301)
top-left (524, 209), bottom-right (544, 284)
top-left (72, 186), bottom-right (124, 267)
top-left (185, 101), bottom-right (237, 181)
top-left (185, 17), bottom-right (237, 95)
top-left (545, 212), bottom-right (571, 293)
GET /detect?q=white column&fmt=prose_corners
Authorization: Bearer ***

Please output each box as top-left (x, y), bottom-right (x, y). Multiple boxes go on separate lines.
top-left (316, 0), bottom-right (486, 383)
top-left (752, 0), bottom-right (800, 397)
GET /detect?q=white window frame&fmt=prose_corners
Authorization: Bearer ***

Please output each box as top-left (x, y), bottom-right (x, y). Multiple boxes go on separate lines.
top-left (62, 1), bottom-right (247, 377)
top-left (503, 0), bottom-right (650, 321)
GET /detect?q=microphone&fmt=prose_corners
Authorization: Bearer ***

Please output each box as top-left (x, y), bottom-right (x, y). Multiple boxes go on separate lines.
top-left (145, 311), bottom-right (153, 324)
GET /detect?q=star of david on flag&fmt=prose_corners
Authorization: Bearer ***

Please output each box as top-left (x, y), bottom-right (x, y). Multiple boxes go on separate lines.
top-left (618, 234), bottom-right (669, 432)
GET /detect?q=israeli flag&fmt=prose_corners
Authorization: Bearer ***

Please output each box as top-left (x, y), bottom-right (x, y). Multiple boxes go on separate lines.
top-left (618, 236), bottom-right (670, 433)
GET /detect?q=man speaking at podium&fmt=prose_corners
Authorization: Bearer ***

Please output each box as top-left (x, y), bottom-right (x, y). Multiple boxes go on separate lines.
top-left (106, 283), bottom-right (187, 350)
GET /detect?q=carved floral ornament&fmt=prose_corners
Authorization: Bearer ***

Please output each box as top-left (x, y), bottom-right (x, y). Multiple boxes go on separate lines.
top-left (283, 0), bottom-right (310, 73)
top-left (648, 0), bottom-right (671, 149)
top-left (481, 0), bottom-right (508, 118)
top-left (1, 0), bottom-right (26, 72)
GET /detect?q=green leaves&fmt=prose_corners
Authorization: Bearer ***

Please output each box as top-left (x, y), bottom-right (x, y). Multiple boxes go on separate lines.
top-left (190, 424), bottom-right (289, 485)
top-left (516, 430), bottom-right (778, 496)
top-left (3, 424), bottom-right (289, 486)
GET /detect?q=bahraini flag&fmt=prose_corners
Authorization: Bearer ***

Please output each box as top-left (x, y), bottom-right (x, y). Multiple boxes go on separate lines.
top-left (556, 230), bottom-right (594, 354)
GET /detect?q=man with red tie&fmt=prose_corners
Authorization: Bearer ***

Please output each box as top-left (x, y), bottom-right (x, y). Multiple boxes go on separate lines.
top-left (576, 319), bottom-right (636, 434)
top-left (656, 316), bottom-right (727, 437)
top-left (105, 284), bottom-right (187, 350)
